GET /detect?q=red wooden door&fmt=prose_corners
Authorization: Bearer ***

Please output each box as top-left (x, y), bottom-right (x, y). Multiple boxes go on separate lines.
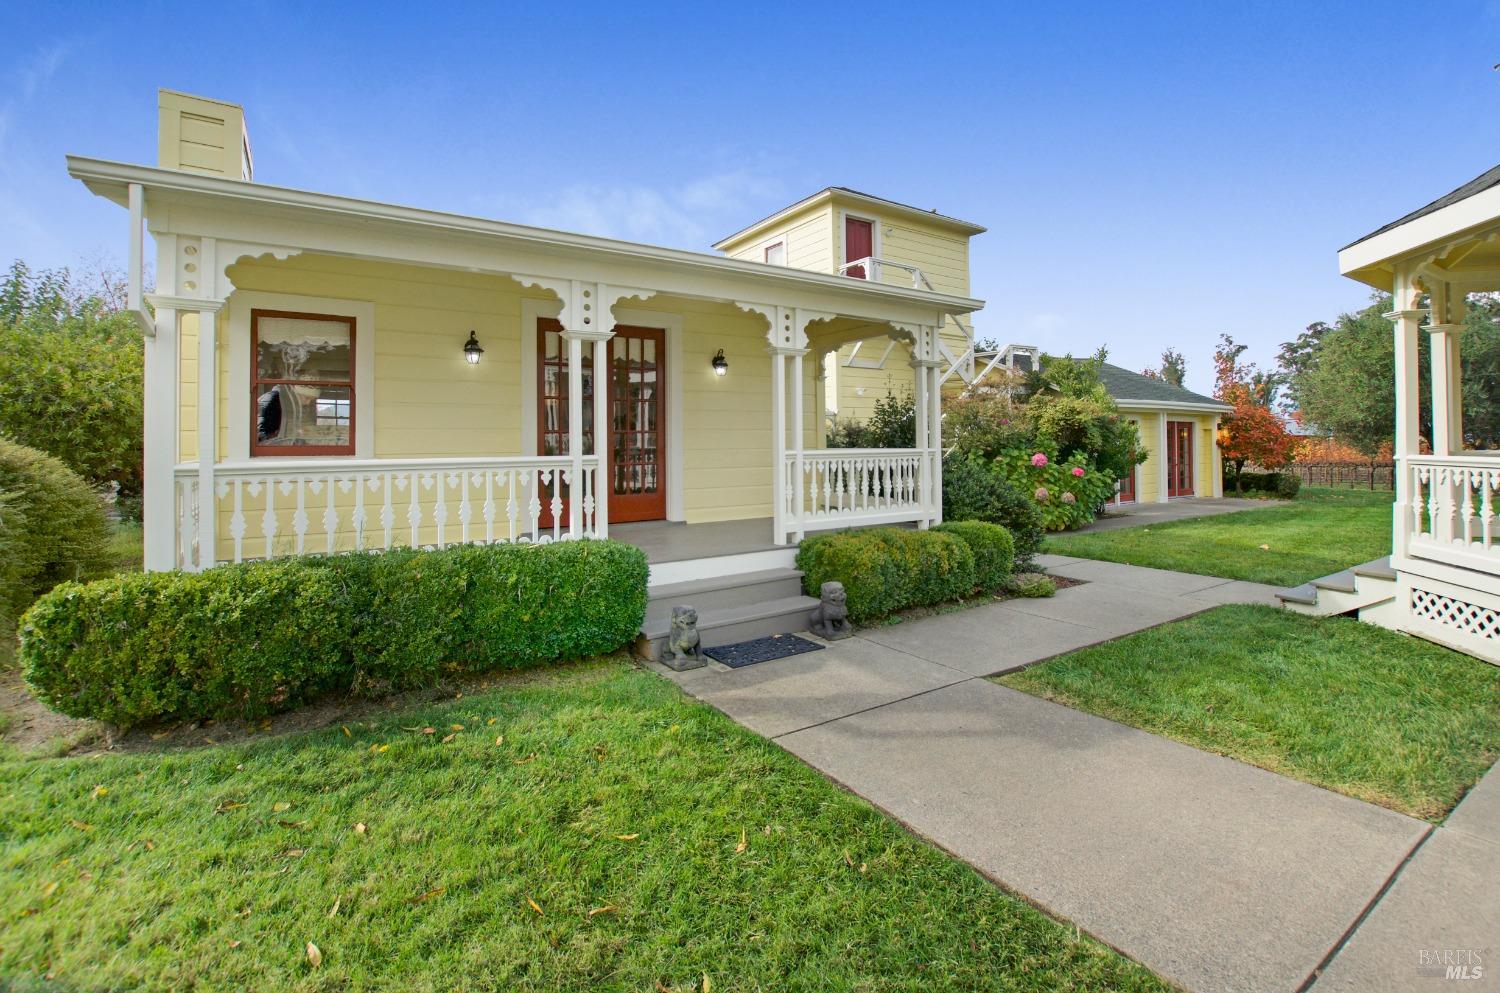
top-left (607, 325), bottom-right (666, 522)
top-left (537, 320), bottom-right (666, 526)
top-left (844, 216), bottom-right (874, 278)
top-left (1116, 465), bottom-right (1136, 504)
top-left (1166, 421), bottom-right (1194, 497)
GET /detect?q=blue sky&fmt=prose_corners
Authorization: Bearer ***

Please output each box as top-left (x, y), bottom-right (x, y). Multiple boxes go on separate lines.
top-left (3, 0), bottom-right (1499, 395)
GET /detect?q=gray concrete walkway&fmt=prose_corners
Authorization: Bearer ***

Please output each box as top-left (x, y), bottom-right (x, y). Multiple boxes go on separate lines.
top-left (647, 558), bottom-right (1488, 993)
top-left (1079, 496), bottom-right (1265, 532)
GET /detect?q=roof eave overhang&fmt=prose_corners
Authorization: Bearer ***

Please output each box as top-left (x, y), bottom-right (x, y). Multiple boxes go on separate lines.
top-left (1114, 398), bottom-right (1232, 414)
top-left (1339, 182), bottom-right (1500, 292)
top-left (67, 156), bottom-right (984, 318)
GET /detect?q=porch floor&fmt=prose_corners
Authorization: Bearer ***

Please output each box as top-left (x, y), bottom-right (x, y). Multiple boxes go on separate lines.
top-left (611, 519), bottom-right (780, 564)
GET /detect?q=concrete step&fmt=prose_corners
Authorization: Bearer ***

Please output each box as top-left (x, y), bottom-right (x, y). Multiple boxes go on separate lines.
top-left (635, 594), bottom-right (822, 663)
top-left (1278, 557), bottom-right (1397, 617)
top-left (645, 568), bottom-right (806, 623)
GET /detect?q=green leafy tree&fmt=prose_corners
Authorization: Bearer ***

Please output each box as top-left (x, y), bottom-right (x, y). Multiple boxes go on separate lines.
top-left (0, 260), bottom-right (145, 499)
top-left (1141, 348), bottom-right (1186, 386)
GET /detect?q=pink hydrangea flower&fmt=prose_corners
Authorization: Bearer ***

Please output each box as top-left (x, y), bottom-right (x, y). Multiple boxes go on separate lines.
top-left (1061, 492), bottom-right (1077, 505)
top-left (1034, 487), bottom-right (1049, 502)
top-left (1072, 467), bottom-right (1086, 478)
top-left (1031, 452), bottom-right (1049, 467)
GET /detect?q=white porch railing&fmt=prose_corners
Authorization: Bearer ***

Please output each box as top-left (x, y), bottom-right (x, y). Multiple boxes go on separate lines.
top-left (1405, 454), bottom-right (1500, 573)
top-left (784, 448), bottom-right (930, 534)
top-left (173, 455), bottom-right (599, 570)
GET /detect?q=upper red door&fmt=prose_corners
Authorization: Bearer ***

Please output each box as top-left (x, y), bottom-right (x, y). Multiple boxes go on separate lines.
top-left (844, 216), bottom-right (874, 278)
top-left (1116, 465), bottom-right (1137, 504)
top-left (1166, 421), bottom-right (1194, 497)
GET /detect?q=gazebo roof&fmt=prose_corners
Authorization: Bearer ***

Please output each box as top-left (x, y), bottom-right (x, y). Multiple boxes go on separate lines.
top-left (1344, 163), bottom-right (1500, 250)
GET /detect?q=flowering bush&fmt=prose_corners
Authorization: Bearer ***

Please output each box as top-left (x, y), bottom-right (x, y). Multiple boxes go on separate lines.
top-left (998, 446), bottom-right (1116, 531)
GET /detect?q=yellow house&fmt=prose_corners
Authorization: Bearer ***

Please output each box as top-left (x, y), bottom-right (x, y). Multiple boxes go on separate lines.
top-left (70, 92), bottom-right (984, 605)
top-left (713, 188), bottom-right (985, 425)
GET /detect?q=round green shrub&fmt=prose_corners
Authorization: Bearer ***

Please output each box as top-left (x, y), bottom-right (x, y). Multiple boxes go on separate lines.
top-left (933, 521), bottom-right (1015, 592)
top-left (0, 437), bottom-right (112, 626)
top-left (19, 538), bottom-right (649, 728)
top-left (796, 527), bottom-right (975, 624)
top-left (1007, 572), bottom-right (1056, 598)
top-left (1274, 472), bottom-right (1302, 499)
top-left (942, 453), bottom-right (1044, 568)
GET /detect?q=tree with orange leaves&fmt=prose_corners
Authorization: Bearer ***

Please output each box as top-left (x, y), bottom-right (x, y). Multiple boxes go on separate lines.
top-left (1214, 334), bottom-right (1294, 490)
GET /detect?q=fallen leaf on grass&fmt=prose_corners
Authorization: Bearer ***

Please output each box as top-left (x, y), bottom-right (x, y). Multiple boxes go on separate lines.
top-left (615, 833), bottom-right (639, 841)
top-left (450, 724), bottom-right (464, 731)
top-left (1259, 543), bottom-right (1271, 550)
top-left (354, 823), bottom-right (367, 835)
top-left (214, 801), bottom-right (246, 814)
top-left (272, 802), bottom-right (291, 813)
top-left (328, 898), bottom-right (341, 918)
top-left (91, 786), bottom-right (107, 799)
top-left (306, 941), bottom-right (322, 968)
top-left (513, 754), bottom-right (536, 765)
top-left (655, 981), bottom-right (672, 993)
top-left (422, 727), bottom-right (436, 735)
top-left (587, 905), bottom-right (617, 917)
top-left (735, 829), bottom-right (747, 854)
top-left (486, 717), bottom-right (498, 726)
top-left (142, 839), bottom-right (155, 851)
top-left (228, 939), bottom-right (242, 949)
top-left (441, 733), bottom-right (456, 744)
top-left (409, 887), bottom-right (445, 905)
top-left (278, 849), bottom-right (305, 859)
top-left (40, 881), bottom-right (58, 898)
top-left (527, 897), bottom-right (544, 915)
top-left (278, 820), bottom-right (308, 830)
top-left (341, 726), bottom-right (351, 737)
top-left (70, 820), bottom-right (92, 832)
top-left (703, 974), bottom-right (712, 992)
top-left (495, 735), bottom-right (505, 747)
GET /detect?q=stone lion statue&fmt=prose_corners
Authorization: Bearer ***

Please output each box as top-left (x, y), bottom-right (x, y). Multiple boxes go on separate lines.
top-left (661, 604), bottom-right (705, 670)
top-left (809, 581), bottom-right (851, 640)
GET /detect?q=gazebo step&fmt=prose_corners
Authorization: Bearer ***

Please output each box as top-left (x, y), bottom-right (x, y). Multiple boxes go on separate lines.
top-left (636, 594), bottom-right (821, 663)
top-left (645, 568), bottom-right (806, 622)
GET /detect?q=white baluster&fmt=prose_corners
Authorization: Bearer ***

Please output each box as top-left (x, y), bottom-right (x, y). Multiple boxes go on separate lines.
top-left (323, 476), bottom-right (338, 555)
top-left (380, 474), bottom-right (394, 549)
top-left (528, 470), bottom-right (543, 542)
top-left (433, 472), bottom-right (449, 548)
top-left (351, 475), bottom-right (366, 551)
top-left (1484, 469), bottom-right (1497, 554)
top-left (229, 477), bottom-right (245, 563)
top-left (459, 472), bottom-right (474, 545)
top-left (407, 472), bottom-right (422, 547)
top-left (262, 478), bottom-right (278, 560)
top-left (291, 479), bottom-right (309, 556)
top-left (483, 470), bottom-right (497, 544)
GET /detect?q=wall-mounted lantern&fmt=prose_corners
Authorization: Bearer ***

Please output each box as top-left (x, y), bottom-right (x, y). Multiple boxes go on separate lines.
top-left (711, 349), bottom-right (728, 377)
top-left (463, 330), bottom-right (485, 365)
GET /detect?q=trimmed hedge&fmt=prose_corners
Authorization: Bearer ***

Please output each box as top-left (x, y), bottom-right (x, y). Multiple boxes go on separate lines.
top-left (796, 527), bottom-right (975, 624)
top-left (1227, 469), bottom-right (1301, 499)
top-left (21, 539), bottom-right (648, 727)
top-left (941, 453), bottom-right (1044, 568)
top-left (0, 437), bottom-right (113, 627)
top-left (933, 521), bottom-right (1015, 592)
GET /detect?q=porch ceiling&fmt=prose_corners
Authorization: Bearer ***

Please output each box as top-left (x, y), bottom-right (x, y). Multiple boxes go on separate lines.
top-left (1341, 164), bottom-right (1500, 292)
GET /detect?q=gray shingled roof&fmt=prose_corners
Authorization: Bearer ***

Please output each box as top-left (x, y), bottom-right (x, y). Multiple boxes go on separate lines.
top-left (1344, 163), bottom-right (1500, 250)
top-left (1098, 363), bottom-right (1226, 408)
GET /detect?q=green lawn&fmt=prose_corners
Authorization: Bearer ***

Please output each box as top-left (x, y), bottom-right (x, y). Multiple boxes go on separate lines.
top-left (0, 660), bottom-right (1168, 992)
top-left (1042, 488), bottom-right (1393, 587)
top-left (997, 606), bottom-right (1500, 821)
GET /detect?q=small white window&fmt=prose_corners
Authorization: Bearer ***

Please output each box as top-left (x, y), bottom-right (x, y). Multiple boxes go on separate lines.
top-left (763, 241), bottom-right (786, 266)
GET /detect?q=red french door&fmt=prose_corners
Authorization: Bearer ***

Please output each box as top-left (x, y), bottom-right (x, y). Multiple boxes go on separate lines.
top-left (537, 320), bottom-right (666, 525)
top-left (1166, 421), bottom-right (1195, 497)
top-left (844, 216), bottom-right (874, 279)
top-left (1116, 465), bottom-right (1137, 504)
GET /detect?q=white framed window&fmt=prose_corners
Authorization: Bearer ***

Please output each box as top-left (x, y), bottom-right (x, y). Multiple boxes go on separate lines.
top-left (763, 241), bottom-right (786, 266)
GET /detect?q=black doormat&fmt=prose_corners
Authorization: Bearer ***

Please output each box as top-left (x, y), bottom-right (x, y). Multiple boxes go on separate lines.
top-left (705, 633), bottom-right (825, 668)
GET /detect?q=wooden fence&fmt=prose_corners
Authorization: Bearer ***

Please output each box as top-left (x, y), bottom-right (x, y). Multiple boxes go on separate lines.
top-left (1284, 462), bottom-right (1395, 490)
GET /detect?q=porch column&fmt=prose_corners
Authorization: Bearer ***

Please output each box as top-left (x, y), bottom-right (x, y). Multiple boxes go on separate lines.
top-left (1427, 276), bottom-right (1465, 457)
top-left (591, 334), bottom-right (611, 538)
top-left (791, 349), bottom-right (807, 542)
top-left (1157, 416), bottom-right (1170, 503)
top-left (559, 329), bottom-right (613, 539)
top-left (770, 348), bottom-right (787, 543)
top-left (912, 343), bottom-right (929, 523)
top-left (1387, 267), bottom-right (1425, 559)
top-left (197, 304), bottom-right (222, 570)
top-left (908, 323), bottom-right (943, 527)
top-left (928, 346), bottom-right (942, 523)
top-left (143, 306), bottom-right (179, 571)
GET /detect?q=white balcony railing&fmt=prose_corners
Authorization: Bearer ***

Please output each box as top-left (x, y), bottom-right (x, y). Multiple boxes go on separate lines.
top-left (173, 455), bottom-right (599, 571)
top-left (838, 256), bottom-right (933, 289)
top-left (1405, 454), bottom-right (1500, 573)
top-left (784, 448), bottom-right (930, 534)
